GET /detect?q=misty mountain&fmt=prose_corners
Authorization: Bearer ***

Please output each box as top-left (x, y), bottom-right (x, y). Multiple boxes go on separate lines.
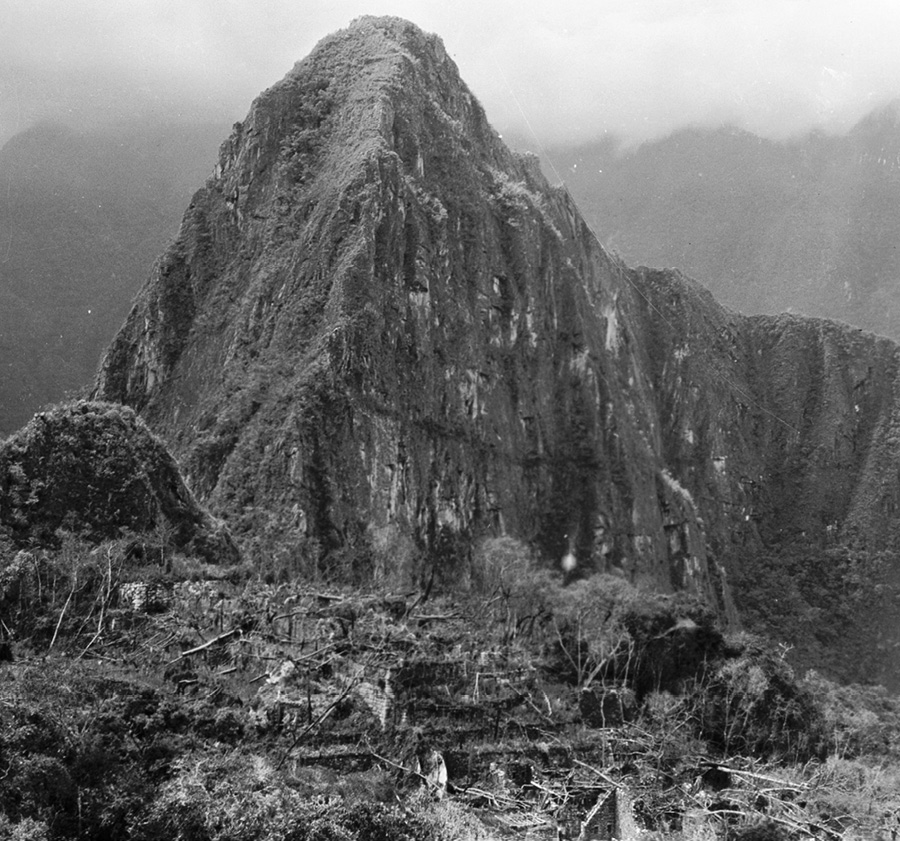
top-left (5, 20), bottom-right (900, 841)
top-left (550, 103), bottom-right (900, 338)
top-left (0, 119), bottom-right (229, 436)
top-left (91, 16), bottom-right (900, 685)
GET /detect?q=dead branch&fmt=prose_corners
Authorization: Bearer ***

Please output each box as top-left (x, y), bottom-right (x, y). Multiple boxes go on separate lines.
top-left (48, 573), bottom-right (78, 651)
top-left (167, 628), bottom-right (240, 664)
top-left (77, 549), bottom-right (121, 660)
top-left (366, 747), bottom-right (435, 787)
top-left (573, 758), bottom-right (620, 789)
top-left (457, 785), bottom-right (526, 809)
top-left (697, 807), bottom-right (841, 840)
top-left (276, 679), bottom-right (357, 769)
top-left (270, 608), bottom-right (308, 623)
top-left (713, 764), bottom-right (808, 790)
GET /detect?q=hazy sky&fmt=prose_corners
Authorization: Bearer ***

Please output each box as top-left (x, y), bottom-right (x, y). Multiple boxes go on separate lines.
top-left (3, 0), bottom-right (900, 151)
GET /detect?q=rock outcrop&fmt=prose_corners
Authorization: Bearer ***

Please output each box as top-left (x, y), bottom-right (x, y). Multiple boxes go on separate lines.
top-left (93, 17), bottom-right (900, 680)
top-left (0, 401), bottom-right (238, 564)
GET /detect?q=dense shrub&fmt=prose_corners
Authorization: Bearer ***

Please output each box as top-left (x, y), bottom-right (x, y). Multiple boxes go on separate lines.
top-left (543, 575), bottom-right (723, 695)
top-left (0, 661), bottom-right (252, 840)
top-left (693, 635), bottom-right (827, 761)
top-left (803, 670), bottom-right (900, 757)
top-left (132, 753), bottom-right (438, 841)
top-left (0, 401), bottom-right (238, 564)
top-left (732, 545), bottom-right (900, 684)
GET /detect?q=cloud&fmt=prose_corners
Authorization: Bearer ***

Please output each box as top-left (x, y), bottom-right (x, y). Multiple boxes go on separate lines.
top-left (2, 0), bottom-right (900, 149)
top-left (471, 0), bottom-right (900, 147)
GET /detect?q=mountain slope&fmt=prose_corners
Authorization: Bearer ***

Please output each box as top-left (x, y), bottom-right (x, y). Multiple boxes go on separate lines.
top-left (552, 108), bottom-right (900, 339)
top-left (95, 17), bottom-right (900, 684)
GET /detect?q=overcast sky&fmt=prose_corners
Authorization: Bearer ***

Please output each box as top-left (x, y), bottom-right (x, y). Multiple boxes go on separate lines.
top-left (3, 0), bottom-right (900, 152)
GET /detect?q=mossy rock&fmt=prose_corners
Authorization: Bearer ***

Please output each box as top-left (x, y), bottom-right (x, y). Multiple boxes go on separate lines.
top-left (0, 401), bottom-right (238, 564)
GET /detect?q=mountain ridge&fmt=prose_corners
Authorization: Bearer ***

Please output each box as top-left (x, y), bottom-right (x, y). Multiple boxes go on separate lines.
top-left (552, 112), bottom-right (900, 341)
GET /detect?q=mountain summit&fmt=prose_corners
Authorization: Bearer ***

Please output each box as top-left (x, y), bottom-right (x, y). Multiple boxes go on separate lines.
top-left (96, 17), bottom-right (900, 683)
top-left (95, 16), bottom-right (721, 591)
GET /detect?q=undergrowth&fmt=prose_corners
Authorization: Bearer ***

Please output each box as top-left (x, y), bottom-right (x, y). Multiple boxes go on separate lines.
top-left (0, 535), bottom-right (899, 839)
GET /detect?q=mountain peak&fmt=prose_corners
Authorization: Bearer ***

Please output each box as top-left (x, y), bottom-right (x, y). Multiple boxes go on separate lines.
top-left (93, 20), bottom-right (900, 684)
top-left (202, 13), bottom-right (505, 213)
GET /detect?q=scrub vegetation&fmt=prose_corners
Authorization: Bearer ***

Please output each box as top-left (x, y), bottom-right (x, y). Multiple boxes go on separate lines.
top-left (1, 536), bottom-right (898, 839)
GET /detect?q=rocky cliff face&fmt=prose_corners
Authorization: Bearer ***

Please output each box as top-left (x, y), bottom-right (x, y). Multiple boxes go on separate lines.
top-left (94, 17), bottom-right (900, 680)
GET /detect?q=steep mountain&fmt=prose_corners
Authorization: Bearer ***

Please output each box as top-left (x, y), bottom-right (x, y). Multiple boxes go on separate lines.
top-left (550, 107), bottom-right (900, 339)
top-left (0, 401), bottom-right (237, 563)
top-left (95, 17), bottom-right (900, 684)
top-left (0, 120), bottom-right (228, 436)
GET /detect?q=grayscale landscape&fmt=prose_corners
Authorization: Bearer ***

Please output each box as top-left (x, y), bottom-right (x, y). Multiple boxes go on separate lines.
top-left (2, 5), bottom-right (900, 839)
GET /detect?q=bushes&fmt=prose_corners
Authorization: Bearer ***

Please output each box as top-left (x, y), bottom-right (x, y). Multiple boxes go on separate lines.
top-left (0, 401), bottom-right (239, 565)
top-left (803, 670), bottom-right (900, 757)
top-left (542, 575), bottom-right (723, 696)
top-left (528, 569), bottom-right (826, 762)
top-left (0, 523), bottom-right (886, 839)
top-left (132, 753), bottom-right (439, 841)
top-left (0, 660), bottom-right (256, 840)
top-left (693, 635), bottom-right (827, 761)
top-left (802, 756), bottom-right (900, 836)
top-left (0, 816), bottom-right (51, 841)
top-left (544, 574), bottom-right (634, 687)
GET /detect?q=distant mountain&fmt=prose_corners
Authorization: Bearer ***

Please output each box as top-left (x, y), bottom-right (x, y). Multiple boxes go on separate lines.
top-left (550, 104), bottom-right (900, 338)
top-left (92, 16), bottom-right (900, 684)
top-left (0, 119), bottom-right (229, 435)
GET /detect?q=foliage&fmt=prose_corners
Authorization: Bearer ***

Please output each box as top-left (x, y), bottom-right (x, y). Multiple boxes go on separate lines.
top-left (543, 574), bottom-right (634, 687)
top-left (0, 518), bottom-right (893, 841)
top-left (0, 401), bottom-right (238, 564)
top-left (0, 655), bottom-right (261, 840)
top-left (0, 816), bottom-right (52, 841)
top-left (279, 75), bottom-right (335, 185)
top-left (803, 670), bottom-right (900, 758)
top-left (468, 536), bottom-right (536, 597)
top-left (0, 533), bottom-right (124, 651)
top-left (132, 752), bottom-right (447, 841)
top-left (692, 634), bottom-right (827, 761)
top-left (541, 575), bottom-right (722, 696)
top-left (800, 756), bottom-right (900, 838)
top-left (731, 545), bottom-right (900, 684)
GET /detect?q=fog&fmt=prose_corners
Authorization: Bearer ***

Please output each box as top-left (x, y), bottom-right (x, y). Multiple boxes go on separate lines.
top-left (3, 0), bottom-right (900, 150)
